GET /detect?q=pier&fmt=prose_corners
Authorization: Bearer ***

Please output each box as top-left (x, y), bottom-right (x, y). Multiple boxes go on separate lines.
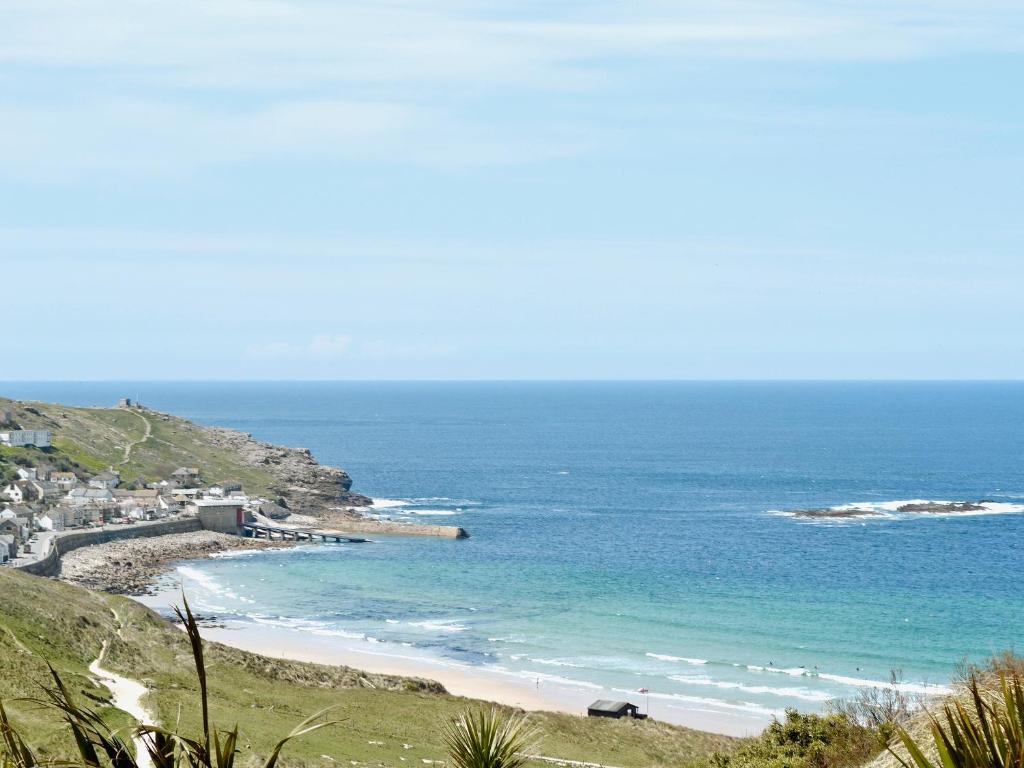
top-left (242, 522), bottom-right (369, 544)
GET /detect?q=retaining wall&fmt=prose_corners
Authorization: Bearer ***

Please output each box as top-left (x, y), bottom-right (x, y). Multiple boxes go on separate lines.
top-left (18, 518), bottom-right (203, 577)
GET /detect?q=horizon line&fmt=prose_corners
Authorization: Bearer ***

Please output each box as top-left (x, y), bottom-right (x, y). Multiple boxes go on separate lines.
top-left (2, 378), bottom-right (1024, 385)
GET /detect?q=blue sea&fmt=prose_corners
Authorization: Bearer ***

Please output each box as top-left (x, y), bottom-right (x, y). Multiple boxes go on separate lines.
top-left (5, 381), bottom-right (1024, 732)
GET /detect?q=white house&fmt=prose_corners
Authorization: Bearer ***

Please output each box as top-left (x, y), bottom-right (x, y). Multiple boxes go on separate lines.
top-left (0, 430), bottom-right (51, 448)
top-left (15, 467), bottom-right (37, 481)
top-left (157, 495), bottom-right (182, 514)
top-left (67, 487), bottom-right (115, 506)
top-left (35, 513), bottom-right (54, 531)
top-left (88, 470), bottom-right (121, 490)
top-left (49, 471), bottom-right (79, 490)
top-left (1, 484), bottom-right (26, 504)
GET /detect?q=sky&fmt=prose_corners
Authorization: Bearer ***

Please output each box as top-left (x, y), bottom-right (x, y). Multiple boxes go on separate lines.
top-left (1, 0), bottom-right (1022, 380)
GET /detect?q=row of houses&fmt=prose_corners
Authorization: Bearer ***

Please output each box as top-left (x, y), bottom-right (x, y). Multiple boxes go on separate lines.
top-left (0, 441), bottom-right (273, 558)
top-left (0, 429), bottom-right (51, 448)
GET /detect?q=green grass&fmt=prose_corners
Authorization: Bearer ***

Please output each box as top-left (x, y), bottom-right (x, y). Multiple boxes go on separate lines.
top-left (0, 569), bottom-right (735, 767)
top-left (0, 397), bottom-right (281, 493)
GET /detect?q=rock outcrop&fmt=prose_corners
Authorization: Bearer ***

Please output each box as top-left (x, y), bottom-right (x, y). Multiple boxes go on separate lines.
top-left (895, 501), bottom-right (987, 514)
top-left (201, 427), bottom-right (373, 511)
top-left (792, 507), bottom-right (882, 519)
top-left (791, 500), bottom-right (993, 519)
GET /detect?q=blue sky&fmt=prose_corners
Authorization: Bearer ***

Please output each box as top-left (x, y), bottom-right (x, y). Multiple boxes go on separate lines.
top-left (1, 0), bottom-right (1022, 379)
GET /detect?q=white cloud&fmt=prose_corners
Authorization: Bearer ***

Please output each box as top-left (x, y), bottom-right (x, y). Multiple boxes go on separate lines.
top-left (0, 95), bottom-right (592, 181)
top-left (3, 0), bottom-right (1022, 88)
top-left (1, 1), bottom-right (1021, 181)
top-left (243, 333), bottom-right (457, 365)
top-left (0, 99), bottom-right (418, 181)
top-left (245, 334), bottom-right (353, 362)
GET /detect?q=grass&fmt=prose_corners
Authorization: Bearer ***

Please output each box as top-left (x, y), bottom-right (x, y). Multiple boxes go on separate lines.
top-left (0, 396), bottom-right (282, 493)
top-left (0, 568), bottom-right (735, 767)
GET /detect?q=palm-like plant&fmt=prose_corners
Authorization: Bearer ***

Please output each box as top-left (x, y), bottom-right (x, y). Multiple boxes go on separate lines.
top-left (443, 708), bottom-right (536, 768)
top-left (892, 671), bottom-right (1024, 768)
top-left (0, 596), bottom-right (337, 768)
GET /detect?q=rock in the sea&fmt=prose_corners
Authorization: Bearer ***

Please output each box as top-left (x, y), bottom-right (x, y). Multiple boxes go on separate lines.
top-left (791, 507), bottom-right (882, 519)
top-left (896, 501), bottom-right (987, 514)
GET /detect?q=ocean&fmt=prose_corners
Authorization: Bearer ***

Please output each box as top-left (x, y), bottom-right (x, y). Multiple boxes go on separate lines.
top-left (5, 381), bottom-right (1024, 732)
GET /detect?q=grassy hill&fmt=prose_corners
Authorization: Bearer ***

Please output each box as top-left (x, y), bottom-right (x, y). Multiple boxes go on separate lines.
top-left (0, 397), bottom-right (345, 505)
top-left (0, 568), bottom-right (735, 767)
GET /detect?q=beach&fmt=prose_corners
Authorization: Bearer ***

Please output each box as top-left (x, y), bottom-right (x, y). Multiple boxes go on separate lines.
top-left (58, 531), bottom-right (293, 595)
top-left (140, 597), bottom-right (765, 737)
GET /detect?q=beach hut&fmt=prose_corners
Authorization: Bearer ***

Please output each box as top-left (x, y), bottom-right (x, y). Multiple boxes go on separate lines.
top-left (586, 700), bottom-right (646, 720)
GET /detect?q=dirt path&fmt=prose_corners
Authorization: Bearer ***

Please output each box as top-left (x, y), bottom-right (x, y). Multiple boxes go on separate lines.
top-left (120, 410), bottom-right (152, 465)
top-left (90, 608), bottom-right (155, 768)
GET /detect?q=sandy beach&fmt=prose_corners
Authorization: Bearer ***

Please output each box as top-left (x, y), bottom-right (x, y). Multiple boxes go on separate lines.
top-left (134, 593), bottom-right (764, 737)
top-left (200, 621), bottom-right (568, 713)
top-left (55, 529), bottom-right (762, 737)
top-left (52, 528), bottom-right (766, 737)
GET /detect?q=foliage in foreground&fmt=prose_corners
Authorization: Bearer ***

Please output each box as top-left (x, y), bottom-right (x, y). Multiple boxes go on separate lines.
top-left (700, 709), bottom-right (881, 768)
top-left (443, 707), bottom-right (537, 768)
top-left (892, 666), bottom-right (1024, 768)
top-left (0, 598), bottom-right (336, 768)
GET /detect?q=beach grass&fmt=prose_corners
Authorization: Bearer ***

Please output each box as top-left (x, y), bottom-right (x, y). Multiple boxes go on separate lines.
top-left (0, 568), bottom-right (735, 767)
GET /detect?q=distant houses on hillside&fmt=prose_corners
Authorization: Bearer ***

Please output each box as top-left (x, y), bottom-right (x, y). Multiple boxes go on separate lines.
top-left (1, 453), bottom-right (273, 563)
top-left (171, 467), bottom-right (202, 486)
top-left (0, 430), bottom-right (51, 448)
top-left (0, 404), bottom-right (284, 562)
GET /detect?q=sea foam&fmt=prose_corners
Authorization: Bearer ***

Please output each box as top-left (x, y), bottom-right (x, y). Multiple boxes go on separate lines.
top-left (646, 652), bottom-right (709, 665)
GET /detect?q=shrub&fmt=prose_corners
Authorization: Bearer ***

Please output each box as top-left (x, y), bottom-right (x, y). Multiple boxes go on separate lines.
top-left (702, 709), bottom-right (881, 768)
top-left (829, 670), bottom-right (917, 743)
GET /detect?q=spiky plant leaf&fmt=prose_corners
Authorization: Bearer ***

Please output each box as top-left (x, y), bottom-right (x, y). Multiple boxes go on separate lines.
top-left (892, 670), bottom-right (1024, 768)
top-left (443, 708), bottom-right (536, 768)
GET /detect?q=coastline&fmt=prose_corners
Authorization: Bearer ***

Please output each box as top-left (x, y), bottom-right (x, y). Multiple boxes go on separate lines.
top-left (52, 530), bottom-right (821, 738)
top-left (57, 531), bottom-right (294, 594)
top-left (152, 613), bottom-right (765, 738)
top-left (125, 546), bottom-right (770, 738)
top-left (73, 531), bottom-right (767, 736)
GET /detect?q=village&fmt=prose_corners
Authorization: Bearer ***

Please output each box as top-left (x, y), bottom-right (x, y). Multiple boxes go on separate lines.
top-left (0, 407), bottom-right (291, 564)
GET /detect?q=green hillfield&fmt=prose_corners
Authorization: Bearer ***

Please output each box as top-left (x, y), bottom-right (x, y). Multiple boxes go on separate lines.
top-left (0, 568), bottom-right (736, 767)
top-left (0, 397), bottom-right (281, 495)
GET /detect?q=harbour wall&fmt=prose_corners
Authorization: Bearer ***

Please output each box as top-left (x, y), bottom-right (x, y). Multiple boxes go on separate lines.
top-left (17, 518), bottom-right (203, 577)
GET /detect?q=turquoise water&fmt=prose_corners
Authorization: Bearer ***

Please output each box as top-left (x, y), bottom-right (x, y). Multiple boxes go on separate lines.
top-left (5, 381), bottom-right (1024, 728)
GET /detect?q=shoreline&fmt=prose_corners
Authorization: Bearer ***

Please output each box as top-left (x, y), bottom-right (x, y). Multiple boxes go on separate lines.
top-left (159, 616), bottom-right (765, 738)
top-left (131, 567), bottom-right (769, 738)
top-left (57, 530), bottom-right (294, 595)
top-left (58, 531), bottom-right (764, 737)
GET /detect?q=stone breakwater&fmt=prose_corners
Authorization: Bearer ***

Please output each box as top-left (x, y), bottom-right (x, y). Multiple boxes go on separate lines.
top-left (321, 510), bottom-right (469, 539)
top-left (58, 531), bottom-right (292, 595)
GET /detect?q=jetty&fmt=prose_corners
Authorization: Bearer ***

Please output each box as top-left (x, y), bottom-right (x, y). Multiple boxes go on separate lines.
top-left (242, 522), bottom-right (368, 543)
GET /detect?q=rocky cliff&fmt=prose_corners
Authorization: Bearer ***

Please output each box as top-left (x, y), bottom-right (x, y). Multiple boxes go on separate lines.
top-left (201, 426), bottom-right (372, 511)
